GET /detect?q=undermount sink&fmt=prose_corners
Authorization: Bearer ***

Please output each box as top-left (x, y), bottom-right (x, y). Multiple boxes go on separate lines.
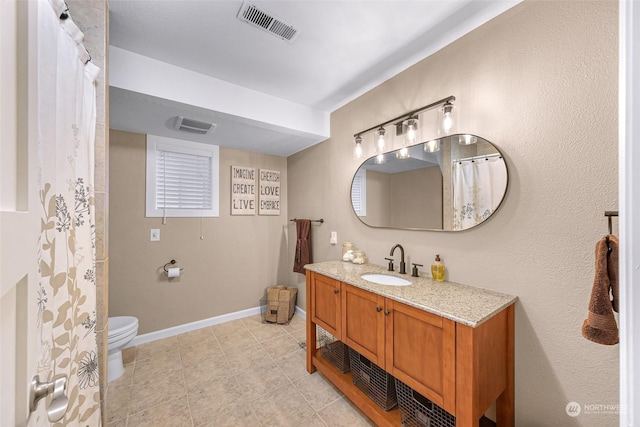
top-left (360, 274), bottom-right (411, 286)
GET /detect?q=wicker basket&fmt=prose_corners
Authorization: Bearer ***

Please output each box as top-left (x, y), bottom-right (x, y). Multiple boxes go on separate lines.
top-left (395, 378), bottom-right (456, 427)
top-left (261, 286), bottom-right (297, 324)
top-left (317, 327), bottom-right (350, 373)
top-left (348, 348), bottom-right (397, 411)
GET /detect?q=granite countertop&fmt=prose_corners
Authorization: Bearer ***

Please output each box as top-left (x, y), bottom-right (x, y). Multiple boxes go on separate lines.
top-left (305, 261), bottom-right (517, 328)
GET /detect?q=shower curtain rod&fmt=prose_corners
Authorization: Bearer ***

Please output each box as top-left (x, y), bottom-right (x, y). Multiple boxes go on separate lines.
top-left (453, 153), bottom-right (502, 163)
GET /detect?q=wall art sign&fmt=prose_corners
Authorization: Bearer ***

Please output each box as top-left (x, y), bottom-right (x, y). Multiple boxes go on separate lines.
top-left (259, 169), bottom-right (280, 215)
top-left (231, 165), bottom-right (256, 215)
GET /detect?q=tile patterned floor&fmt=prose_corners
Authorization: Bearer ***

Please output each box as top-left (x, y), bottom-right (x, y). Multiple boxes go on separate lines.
top-left (106, 314), bottom-right (374, 427)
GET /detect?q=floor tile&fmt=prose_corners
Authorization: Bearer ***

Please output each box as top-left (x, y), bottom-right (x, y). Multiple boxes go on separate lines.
top-left (249, 323), bottom-right (288, 343)
top-left (217, 329), bottom-right (260, 353)
top-left (261, 334), bottom-right (301, 359)
top-left (250, 384), bottom-right (315, 427)
top-left (234, 361), bottom-right (292, 400)
top-left (188, 376), bottom-right (250, 426)
top-left (133, 347), bottom-right (181, 381)
top-left (224, 345), bottom-right (274, 376)
top-left (122, 346), bottom-right (137, 365)
top-left (105, 385), bottom-right (131, 424)
top-left (275, 349), bottom-right (308, 382)
top-left (317, 397), bottom-right (375, 426)
top-left (197, 406), bottom-right (260, 427)
top-left (135, 336), bottom-right (178, 360)
top-left (129, 368), bottom-right (186, 414)
top-left (241, 314), bottom-right (265, 330)
top-left (126, 395), bottom-right (192, 427)
top-left (211, 318), bottom-right (248, 338)
top-left (106, 315), bottom-right (371, 426)
top-left (294, 372), bottom-right (343, 411)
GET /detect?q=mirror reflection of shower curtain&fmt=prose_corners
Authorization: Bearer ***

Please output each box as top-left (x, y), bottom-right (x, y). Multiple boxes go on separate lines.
top-left (452, 157), bottom-right (507, 230)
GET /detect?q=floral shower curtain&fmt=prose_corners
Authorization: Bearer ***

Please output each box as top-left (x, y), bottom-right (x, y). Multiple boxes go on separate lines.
top-left (452, 157), bottom-right (507, 230)
top-left (36, 0), bottom-right (101, 424)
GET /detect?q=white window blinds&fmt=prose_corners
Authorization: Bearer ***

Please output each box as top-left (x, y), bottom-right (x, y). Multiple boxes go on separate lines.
top-left (351, 169), bottom-right (366, 217)
top-left (146, 135), bottom-right (219, 218)
top-left (156, 150), bottom-right (212, 210)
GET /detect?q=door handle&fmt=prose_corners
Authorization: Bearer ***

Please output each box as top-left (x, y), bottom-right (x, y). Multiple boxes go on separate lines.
top-left (376, 306), bottom-right (382, 312)
top-left (29, 374), bottom-right (69, 422)
top-left (333, 289), bottom-right (339, 294)
top-left (384, 310), bottom-right (390, 315)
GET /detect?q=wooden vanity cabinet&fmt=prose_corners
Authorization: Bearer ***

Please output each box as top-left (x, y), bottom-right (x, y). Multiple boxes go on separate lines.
top-left (306, 271), bottom-right (515, 427)
top-left (341, 284), bottom-right (455, 415)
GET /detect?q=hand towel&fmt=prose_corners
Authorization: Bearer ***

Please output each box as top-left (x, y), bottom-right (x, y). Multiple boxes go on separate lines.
top-left (582, 235), bottom-right (619, 345)
top-left (608, 235), bottom-right (619, 313)
top-left (293, 219), bottom-right (312, 274)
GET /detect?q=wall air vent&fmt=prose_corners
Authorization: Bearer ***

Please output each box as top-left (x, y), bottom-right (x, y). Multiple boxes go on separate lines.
top-left (237, 1), bottom-right (299, 43)
top-left (173, 117), bottom-right (216, 135)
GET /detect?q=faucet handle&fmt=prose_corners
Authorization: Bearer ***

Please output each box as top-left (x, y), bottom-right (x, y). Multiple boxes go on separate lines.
top-left (411, 263), bottom-right (423, 277)
top-left (384, 257), bottom-right (394, 271)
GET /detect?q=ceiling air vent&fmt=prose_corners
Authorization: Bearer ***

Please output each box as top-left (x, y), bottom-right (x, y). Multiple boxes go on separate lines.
top-left (173, 117), bottom-right (216, 135)
top-left (237, 1), bottom-right (299, 43)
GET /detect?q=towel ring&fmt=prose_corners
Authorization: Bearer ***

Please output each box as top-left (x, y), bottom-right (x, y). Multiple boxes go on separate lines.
top-left (163, 260), bottom-right (183, 273)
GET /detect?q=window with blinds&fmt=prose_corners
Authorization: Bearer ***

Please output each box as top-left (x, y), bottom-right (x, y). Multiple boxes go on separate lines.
top-left (351, 169), bottom-right (366, 217)
top-left (146, 135), bottom-right (219, 218)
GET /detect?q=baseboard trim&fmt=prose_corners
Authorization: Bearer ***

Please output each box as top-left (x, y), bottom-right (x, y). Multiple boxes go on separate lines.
top-left (128, 305), bottom-right (306, 348)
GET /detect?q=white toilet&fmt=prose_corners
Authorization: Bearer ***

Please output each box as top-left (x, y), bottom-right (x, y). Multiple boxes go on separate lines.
top-left (107, 316), bottom-right (139, 382)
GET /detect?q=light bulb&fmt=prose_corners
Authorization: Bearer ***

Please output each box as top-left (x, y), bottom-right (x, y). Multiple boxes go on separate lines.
top-left (443, 113), bottom-right (452, 133)
top-left (374, 154), bottom-right (385, 164)
top-left (441, 102), bottom-right (454, 134)
top-left (376, 127), bottom-right (386, 152)
top-left (354, 135), bottom-right (363, 159)
top-left (405, 118), bottom-right (417, 144)
top-left (459, 134), bottom-right (477, 145)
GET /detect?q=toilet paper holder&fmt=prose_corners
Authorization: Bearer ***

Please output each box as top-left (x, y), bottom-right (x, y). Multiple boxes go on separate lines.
top-left (163, 259), bottom-right (184, 274)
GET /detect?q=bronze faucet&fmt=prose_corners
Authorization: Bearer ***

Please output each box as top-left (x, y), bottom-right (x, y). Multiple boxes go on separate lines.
top-left (389, 244), bottom-right (406, 274)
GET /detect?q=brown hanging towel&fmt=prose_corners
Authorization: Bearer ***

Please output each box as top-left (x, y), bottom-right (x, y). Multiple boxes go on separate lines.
top-left (582, 234), bottom-right (619, 345)
top-left (293, 219), bottom-right (312, 274)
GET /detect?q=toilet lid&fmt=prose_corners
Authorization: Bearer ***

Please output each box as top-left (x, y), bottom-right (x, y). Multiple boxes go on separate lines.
top-left (109, 316), bottom-right (138, 337)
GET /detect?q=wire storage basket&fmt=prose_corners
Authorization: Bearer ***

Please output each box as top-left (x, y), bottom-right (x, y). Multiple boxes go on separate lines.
top-left (317, 327), bottom-right (350, 373)
top-left (348, 348), bottom-right (397, 411)
top-left (395, 378), bottom-right (456, 427)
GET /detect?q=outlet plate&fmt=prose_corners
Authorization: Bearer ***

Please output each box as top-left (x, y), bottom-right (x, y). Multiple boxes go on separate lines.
top-left (150, 229), bottom-right (160, 241)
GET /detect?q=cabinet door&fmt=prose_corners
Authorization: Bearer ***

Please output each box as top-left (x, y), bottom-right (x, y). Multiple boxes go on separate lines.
top-left (385, 299), bottom-right (456, 415)
top-left (341, 284), bottom-right (386, 367)
top-left (310, 272), bottom-right (342, 338)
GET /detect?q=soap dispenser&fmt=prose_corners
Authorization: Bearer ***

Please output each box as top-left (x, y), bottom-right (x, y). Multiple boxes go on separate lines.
top-left (431, 254), bottom-right (445, 282)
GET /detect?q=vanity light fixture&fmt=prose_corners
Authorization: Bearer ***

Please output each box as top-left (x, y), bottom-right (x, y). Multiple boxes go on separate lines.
top-left (402, 116), bottom-right (419, 145)
top-left (374, 153), bottom-right (385, 164)
top-left (354, 135), bottom-right (363, 159)
top-left (376, 127), bottom-right (386, 152)
top-left (424, 139), bottom-right (440, 153)
top-left (439, 101), bottom-right (455, 134)
top-left (352, 95), bottom-right (455, 159)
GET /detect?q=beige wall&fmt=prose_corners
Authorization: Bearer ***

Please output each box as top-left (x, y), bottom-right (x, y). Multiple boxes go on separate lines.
top-left (109, 130), bottom-right (289, 334)
top-left (287, 1), bottom-right (618, 425)
top-left (389, 167), bottom-right (442, 229)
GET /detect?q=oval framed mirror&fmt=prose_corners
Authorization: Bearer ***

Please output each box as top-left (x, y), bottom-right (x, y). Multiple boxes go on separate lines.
top-left (350, 134), bottom-right (508, 231)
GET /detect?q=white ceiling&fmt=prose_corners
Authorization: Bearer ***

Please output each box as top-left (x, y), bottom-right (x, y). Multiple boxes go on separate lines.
top-left (108, 0), bottom-right (520, 156)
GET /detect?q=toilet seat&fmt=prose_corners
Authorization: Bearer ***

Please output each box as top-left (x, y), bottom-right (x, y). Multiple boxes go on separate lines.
top-left (109, 316), bottom-right (138, 340)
